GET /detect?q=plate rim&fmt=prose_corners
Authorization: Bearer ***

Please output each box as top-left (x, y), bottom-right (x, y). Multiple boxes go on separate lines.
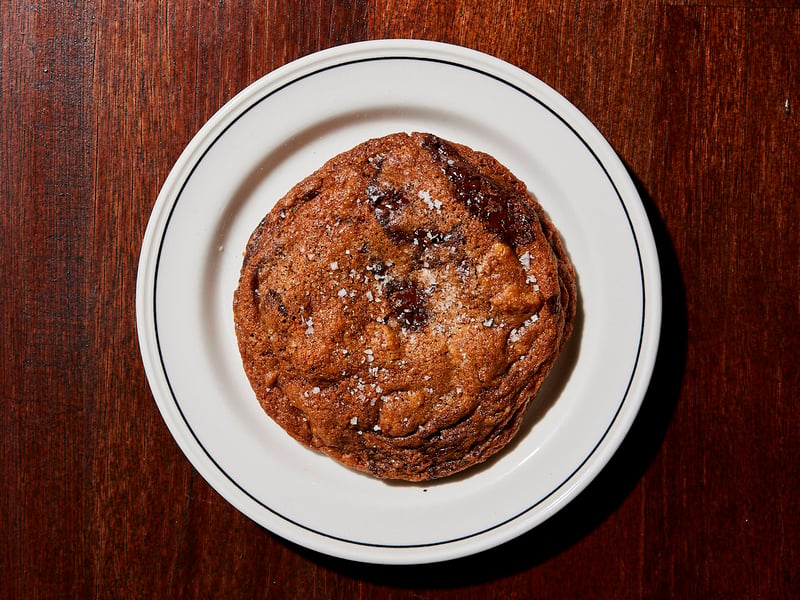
top-left (136, 39), bottom-right (662, 564)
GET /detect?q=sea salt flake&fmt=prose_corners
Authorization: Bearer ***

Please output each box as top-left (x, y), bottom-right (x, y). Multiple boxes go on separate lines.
top-left (312, 387), bottom-right (320, 394)
top-left (337, 288), bottom-right (348, 297)
top-left (483, 318), bottom-right (494, 327)
top-left (373, 424), bottom-right (381, 431)
top-left (350, 416), bottom-right (358, 425)
top-left (418, 190), bottom-right (438, 210)
top-left (330, 261), bottom-right (339, 271)
top-left (519, 251), bottom-right (531, 269)
top-left (366, 290), bottom-right (374, 302)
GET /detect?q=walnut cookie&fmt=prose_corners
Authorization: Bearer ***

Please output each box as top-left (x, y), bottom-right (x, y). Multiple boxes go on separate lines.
top-left (233, 132), bottom-right (576, 481)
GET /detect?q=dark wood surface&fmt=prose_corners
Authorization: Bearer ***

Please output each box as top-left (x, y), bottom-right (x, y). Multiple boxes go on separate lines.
top-left (2, 1), bottom-right (798, 598)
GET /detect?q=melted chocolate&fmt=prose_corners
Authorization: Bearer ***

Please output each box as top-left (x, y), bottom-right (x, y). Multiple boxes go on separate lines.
top-left (421, 134), bottom-right (535, 248)
top-left (385, 279), bottom-right (428, 330)
top-left (300, 187), bottom-right (320, 202)
top-left (367, 260), bottom-right (388, 280)
top-left (365, 181), bottom-right (460, 252)
top-left (548, 294), bottom-right (562, 314)
top-left (366, 183), bottom-right (409, 231)
top-left (263, 288), bottom-right (288, 316)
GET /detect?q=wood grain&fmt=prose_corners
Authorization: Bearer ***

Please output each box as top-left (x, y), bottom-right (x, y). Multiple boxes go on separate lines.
top-left (1, 0), bottom-right (797, 598)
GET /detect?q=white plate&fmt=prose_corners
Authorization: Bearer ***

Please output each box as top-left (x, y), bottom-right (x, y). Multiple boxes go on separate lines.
top-left (136, 40), bottom-right (661, 565)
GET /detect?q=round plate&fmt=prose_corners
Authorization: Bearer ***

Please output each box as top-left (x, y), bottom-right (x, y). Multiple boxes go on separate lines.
top-left (136, 40), bottom-right (661, 564)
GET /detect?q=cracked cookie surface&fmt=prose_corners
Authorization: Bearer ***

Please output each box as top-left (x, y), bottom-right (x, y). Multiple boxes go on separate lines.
top-left (233, 132), bottom-right (576, 481)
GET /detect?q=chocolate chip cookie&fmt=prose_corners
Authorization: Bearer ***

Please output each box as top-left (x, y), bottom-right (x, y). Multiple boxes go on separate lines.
top-left (233, 132), bottom-right (576, 481)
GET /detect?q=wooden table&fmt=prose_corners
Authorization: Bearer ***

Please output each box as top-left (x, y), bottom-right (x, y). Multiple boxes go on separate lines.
top-left (2, 1), bottom-right (797, 597)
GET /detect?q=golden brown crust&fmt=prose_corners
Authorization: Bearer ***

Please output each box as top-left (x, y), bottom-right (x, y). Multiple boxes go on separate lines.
top-left (233, 132), bottom-right (576, 480)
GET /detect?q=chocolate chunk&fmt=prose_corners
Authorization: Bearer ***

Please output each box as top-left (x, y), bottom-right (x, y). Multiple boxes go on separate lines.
top-left (385, 279), bottom-right (428, 330)
top-left (422, 134), bottom-right (536, 248)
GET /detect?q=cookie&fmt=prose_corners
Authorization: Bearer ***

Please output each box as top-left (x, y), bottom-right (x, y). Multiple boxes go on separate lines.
top-left (233, 132), bottom-right (576, 481)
